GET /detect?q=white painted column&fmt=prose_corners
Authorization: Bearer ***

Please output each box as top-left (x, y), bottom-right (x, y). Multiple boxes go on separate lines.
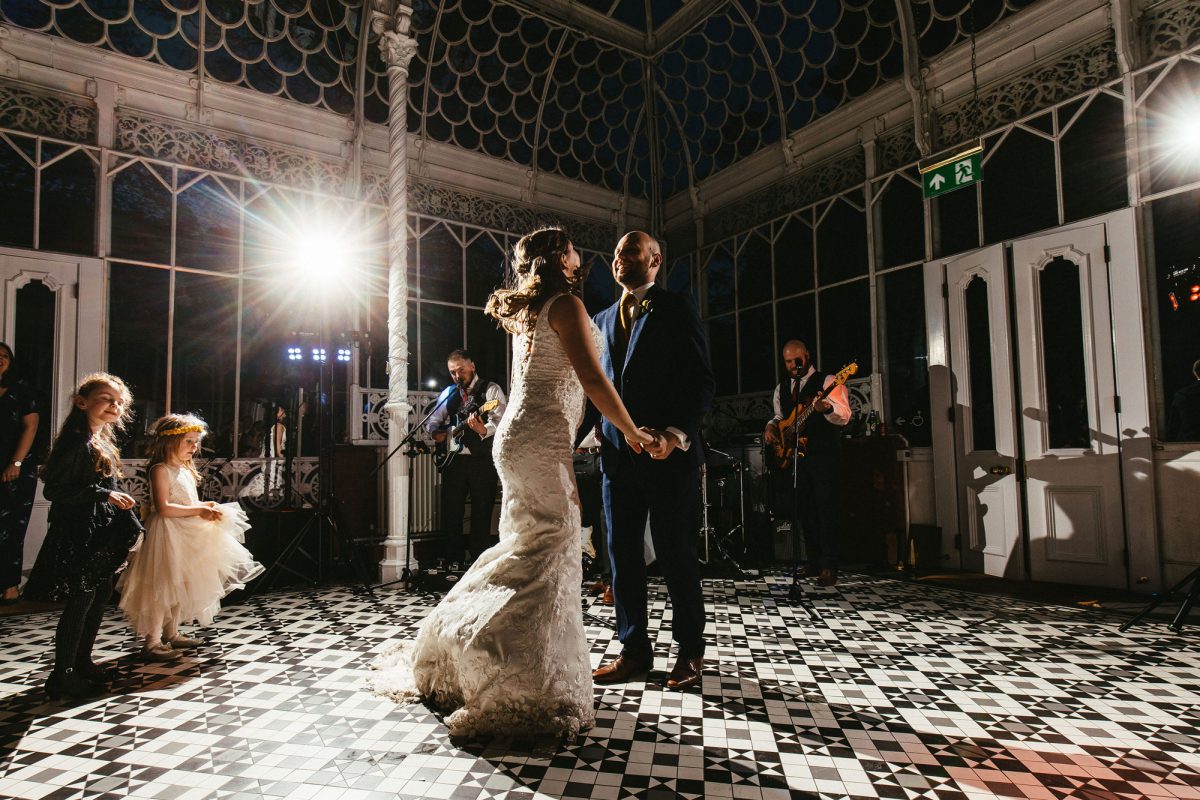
top-left (375, 2), bottom-right (419, 585)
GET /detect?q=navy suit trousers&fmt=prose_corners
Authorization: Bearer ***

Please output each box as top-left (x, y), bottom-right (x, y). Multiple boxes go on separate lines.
top-left (603, 465), bottom-right (705, 662)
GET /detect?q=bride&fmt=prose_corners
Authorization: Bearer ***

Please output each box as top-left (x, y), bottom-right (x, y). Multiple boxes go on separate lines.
top-left (371, 227), bottom-right (654, 738)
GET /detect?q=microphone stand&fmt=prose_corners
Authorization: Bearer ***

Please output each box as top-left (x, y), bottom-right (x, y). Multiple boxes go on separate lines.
top-left (369, 388), bottom-right (456, 591)
top-left (786, 377), bottom-right (808, 604)
top-left (370, 387), bottom-right (455, 480)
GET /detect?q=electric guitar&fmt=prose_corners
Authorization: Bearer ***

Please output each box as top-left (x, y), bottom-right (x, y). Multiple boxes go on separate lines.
top-left (772, 362), bottom-right (858, 471)
top-left (433, 399), bottom-right (500, 473)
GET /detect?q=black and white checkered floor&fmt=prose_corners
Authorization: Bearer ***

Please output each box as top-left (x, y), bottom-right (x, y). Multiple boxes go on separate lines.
top-left (3, 573), bottom-right (1200, 799)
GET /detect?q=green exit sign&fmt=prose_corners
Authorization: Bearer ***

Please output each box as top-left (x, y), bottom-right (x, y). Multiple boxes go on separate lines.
top-left (922, 151), bottom-right (982, 199)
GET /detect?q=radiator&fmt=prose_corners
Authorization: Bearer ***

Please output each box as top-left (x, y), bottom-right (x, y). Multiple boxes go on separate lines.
top-left (408, 453), bottom-right (441, 533)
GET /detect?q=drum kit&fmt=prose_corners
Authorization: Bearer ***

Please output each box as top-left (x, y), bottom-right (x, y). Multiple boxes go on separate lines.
top-left (699, 433), bottom-right (774, 575)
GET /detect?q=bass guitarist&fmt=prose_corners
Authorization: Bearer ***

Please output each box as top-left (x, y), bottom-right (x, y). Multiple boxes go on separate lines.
top-left (762, 340), bottom-right (851, 587)
top-left (426, 348), bottom-right (508, 566)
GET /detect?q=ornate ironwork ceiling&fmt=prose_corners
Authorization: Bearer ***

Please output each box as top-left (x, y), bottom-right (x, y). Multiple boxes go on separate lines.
top-left (555, 0), bottom-right (689, 32)
top-left (0, 0), bottom-right (1042, 201)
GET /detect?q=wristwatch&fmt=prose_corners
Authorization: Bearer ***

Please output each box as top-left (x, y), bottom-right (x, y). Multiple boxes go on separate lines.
top-left (11, 460), bottom-right (21, 468)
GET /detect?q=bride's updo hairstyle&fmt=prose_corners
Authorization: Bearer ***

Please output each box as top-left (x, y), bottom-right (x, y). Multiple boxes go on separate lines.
top-left (485, 226), bottom-right (589, 334)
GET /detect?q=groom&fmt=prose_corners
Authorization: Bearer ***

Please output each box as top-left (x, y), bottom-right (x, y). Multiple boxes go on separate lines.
top-left (589, 231), bottom-right (715, 690)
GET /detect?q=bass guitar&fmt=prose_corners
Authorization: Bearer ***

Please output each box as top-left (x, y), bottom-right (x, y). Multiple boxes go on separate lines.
top-left (433, 398), bottom-right (499, 473)
top-left (772, 361), bottom-right (858, 471)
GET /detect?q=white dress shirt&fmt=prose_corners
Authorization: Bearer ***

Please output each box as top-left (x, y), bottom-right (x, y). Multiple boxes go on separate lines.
top-left (769, 366), bottom-right (851, 427)
top-left (425, 375), bottom-right (508, 456)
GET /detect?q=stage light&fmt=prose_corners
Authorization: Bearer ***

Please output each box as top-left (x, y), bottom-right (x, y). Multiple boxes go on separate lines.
top-left (1161, 101), bottom-right (1200, 169)
top-left (288, 219), bottom-right (356, 293)
top-left (426, 378), bottom-right (438, 389)
top-left (286, 346), bottom-right (303, 361)
top-left (312, 347), bottom-right (327, 362)
top-left (336, 347), bottom-right (352, 362)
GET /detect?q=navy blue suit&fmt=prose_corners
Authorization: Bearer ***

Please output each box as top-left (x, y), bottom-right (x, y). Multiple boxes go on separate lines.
top-left (590, 284), bottom-right (715, 663)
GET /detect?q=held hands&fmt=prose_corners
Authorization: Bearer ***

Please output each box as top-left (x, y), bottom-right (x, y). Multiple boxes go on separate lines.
top-left (640, 427), bottom-right (679, 460)
top-left (620, 426), bottom-right (680, 458)
top-left (625, 427), bottom-right (656, 454)
top-left (107, 490), bottom-right (136, 510)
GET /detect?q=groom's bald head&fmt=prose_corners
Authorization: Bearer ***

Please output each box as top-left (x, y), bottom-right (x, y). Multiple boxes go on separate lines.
top-left (612, 231), bottom-right (662, 291)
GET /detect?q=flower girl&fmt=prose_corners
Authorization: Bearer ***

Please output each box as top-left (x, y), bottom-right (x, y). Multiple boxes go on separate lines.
top-left (118, 414), bottom-right (263, 660)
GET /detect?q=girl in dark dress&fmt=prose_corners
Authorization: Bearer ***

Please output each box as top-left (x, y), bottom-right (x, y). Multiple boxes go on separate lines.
top-left (22, 373), bottom-right (142, 701)
top-left (0, 342), bottom-right (40, 604)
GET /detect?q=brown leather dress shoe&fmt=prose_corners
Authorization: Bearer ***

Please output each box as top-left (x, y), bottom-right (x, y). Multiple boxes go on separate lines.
top-left (817, 568), bottom-right (838, 586)
top-left (665, 656), bottom-right (703, 690)
top-left (593, 655), bottom-right (648, 684)
top-left (602, 584), bottom-right (614, 605)
top-left (587, 579), bottom-right (606, 595)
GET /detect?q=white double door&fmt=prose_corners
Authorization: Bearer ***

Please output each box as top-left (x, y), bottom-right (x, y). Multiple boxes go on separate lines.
top-left (933, 221), bottom-right (1129, 588)
top-left (0, 247), bottom-right (104, 570)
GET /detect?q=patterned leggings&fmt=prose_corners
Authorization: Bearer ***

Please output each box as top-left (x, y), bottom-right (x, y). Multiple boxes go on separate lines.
top-left (0, 472), bottom-right (37, 589)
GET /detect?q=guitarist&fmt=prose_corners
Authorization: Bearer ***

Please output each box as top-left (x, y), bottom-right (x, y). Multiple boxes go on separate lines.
top-left (426, 348), bottom-right (508, 565)
top-left (762, 340), bottom-right (850, 587)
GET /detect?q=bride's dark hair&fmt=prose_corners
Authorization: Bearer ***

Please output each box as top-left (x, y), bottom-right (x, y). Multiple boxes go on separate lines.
top-left (485, 227), bottom-right (589, 334)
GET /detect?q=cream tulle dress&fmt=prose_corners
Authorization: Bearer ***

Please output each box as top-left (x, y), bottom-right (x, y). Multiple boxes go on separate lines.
top-left (118, 464), bottom-right (264, 636)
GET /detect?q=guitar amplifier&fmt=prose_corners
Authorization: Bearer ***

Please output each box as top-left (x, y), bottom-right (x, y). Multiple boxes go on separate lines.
top-left (411, 562), bottom-right (466, 593)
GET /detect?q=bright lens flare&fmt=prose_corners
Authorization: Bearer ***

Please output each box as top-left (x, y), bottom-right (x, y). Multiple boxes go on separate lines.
top-left (1162, 103), bottom-right (1200, 169)
top-left (290, 225), bottom-right (353, 291)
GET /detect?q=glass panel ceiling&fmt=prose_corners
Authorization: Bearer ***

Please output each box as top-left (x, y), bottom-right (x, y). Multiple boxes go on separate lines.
top-left (0, 0), bottom-right (1040, 201)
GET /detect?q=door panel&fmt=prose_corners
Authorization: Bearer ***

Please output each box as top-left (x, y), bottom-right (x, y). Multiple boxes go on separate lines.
top-left (0, 249), bottom-right (85, 580)
top-left (1011, 224), bottom-right (1126, 588)
top-left (945, 244), bottom-right (1023, 577)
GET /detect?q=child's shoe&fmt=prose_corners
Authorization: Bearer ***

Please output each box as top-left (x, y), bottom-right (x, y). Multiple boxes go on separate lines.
top-left (44, 668), bottom-right (104, 701)
top-left (167, 635), bottom-right (203, 649)
top-left (142, 643), bottom-right (182, 662)
top-left (74, 661), bottom-right (114, 686)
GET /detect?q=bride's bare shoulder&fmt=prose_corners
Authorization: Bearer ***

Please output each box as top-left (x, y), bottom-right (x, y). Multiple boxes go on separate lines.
top-left (546, 293), bottom-right (586, 332)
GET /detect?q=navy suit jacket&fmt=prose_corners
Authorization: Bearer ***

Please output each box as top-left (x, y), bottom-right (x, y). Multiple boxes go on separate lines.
top-left (587, 285), bottom-right (715, 478)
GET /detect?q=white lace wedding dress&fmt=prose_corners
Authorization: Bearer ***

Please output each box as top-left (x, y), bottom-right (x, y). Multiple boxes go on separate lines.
top-left (371, 293), bottom-right (597, 738)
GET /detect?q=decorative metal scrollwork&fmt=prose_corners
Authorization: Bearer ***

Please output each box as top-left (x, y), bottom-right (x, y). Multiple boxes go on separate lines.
top-left (0, 78), bottom-right (97, 143)
top-left (114, 111), bottom-right (348, 193)
top-left (705, 392), bottom-right (774, 443)
top-left (936, 37), bottom-right (1118, 148)
top-left (705, 153), bottom-right (866, 242)
top-left (876, 124), bottom-right (921, 174)
top-left (116, 457), bottom-right (320, 511)
top-left (1142, 0), bottom-right (1200, 62)
top-left (408, 180), bottom-right (616, 253)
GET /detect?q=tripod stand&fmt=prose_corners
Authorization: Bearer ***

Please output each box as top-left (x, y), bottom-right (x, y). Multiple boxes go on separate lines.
top-left (255, 332), bottom-right (375, 596)
top-left (699, 458), bottom-right (746, 577)
top-left (1119, 566), bottom-right (1200, 634)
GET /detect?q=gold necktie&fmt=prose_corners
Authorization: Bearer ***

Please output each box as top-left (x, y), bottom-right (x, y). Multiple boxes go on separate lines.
top-left (620, 292), bottom-right (638, 338)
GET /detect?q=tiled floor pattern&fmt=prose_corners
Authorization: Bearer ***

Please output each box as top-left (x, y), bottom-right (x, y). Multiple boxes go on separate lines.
top-left (2, 573), bottom-right (1200, 799)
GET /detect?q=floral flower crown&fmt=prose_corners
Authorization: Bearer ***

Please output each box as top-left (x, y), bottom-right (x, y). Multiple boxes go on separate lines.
top-left (160, 423), bottom-right (205, 437)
